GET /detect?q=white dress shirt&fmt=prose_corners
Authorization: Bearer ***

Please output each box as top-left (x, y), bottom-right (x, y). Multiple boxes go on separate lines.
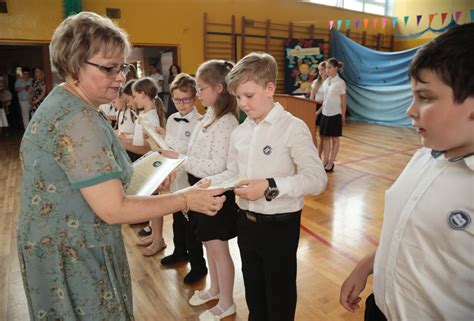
top-left (132, 109), bottom-right (161, 146)
top-left (181, 107), bottom-right (239, 179)
top-left (374, 148), bottom-right (474, 321)
top-left (208, 102), bottom-right (327, 214)
top-left (117, 108), bottom-right (135, 136)
top-left (321, 74), bottom-right (346, 116)
top-left (165, 108), bottom-right (201, 192)
top-left (311, 79), bottom-right (325, 103)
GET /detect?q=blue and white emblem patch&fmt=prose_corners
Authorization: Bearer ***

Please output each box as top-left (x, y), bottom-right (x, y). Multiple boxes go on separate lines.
top-left (185, 131), bottom-right (191, 137)
top-left (448, 210), bottom-right (471, 230)
top-left (153, 161), bottom-right (162, 168)
top-left (263, 145), bottom-right (272, 155)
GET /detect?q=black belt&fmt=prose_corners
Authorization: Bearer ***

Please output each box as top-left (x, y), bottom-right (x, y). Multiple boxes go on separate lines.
top-left (241, 210), bottom-right (300, 223)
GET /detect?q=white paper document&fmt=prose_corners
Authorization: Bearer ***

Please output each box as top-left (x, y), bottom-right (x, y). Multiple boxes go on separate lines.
top-left (126, 151), bottom-right (186, 196)
top-left (137, 114), bottom-right (171, 150)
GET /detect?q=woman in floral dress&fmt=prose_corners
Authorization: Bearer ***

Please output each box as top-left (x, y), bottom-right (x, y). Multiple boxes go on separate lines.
top-left (17, 12), bottom-right (226, 321)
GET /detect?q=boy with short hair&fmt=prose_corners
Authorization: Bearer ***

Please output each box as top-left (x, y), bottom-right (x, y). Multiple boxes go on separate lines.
top-left (158, 73), bottom-right (208, 284)
top-left (204, 52), bottom-right (327, 321)
top-left (340, 23), bottom-right (474, 321)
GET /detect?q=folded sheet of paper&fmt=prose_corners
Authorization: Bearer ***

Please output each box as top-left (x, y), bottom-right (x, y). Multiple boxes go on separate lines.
top-left (137, 114), bottom-right (171, 150)
top-left (208, 177), bottom-right (244, 191)
top-left (126, 151), bottom-right (186, 196)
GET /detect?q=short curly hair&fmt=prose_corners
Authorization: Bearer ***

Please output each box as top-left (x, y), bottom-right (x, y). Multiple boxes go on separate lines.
top-left (170, 73), bottom-right (197, 97)
top-left (50, 11), bottom-right (131, 80)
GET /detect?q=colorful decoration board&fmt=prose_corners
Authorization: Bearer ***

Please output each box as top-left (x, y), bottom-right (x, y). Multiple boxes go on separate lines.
top-left (284, 39), bottom-right (325, 95)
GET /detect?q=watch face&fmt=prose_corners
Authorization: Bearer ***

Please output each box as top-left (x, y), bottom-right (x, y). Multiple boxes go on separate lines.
top-left (266, 188), bottom-right (279, 200)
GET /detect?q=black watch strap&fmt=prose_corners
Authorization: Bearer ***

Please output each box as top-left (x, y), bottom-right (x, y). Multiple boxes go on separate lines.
top-left (266, 178), bottom-right (276, 188)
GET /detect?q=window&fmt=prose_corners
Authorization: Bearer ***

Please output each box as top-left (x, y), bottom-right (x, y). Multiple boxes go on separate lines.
top-left (0, 0), bottom-right (8, 14)
top-left (305, 0), bottom-right (392, 16)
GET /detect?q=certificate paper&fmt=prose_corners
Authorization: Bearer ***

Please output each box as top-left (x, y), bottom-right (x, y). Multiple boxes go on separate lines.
top-left (137, 114), bottom-right (171, 150)
top-left (126, 151), bottom-right (186, 196)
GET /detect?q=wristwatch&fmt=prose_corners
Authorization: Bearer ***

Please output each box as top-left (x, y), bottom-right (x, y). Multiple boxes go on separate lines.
top-left (264, 178), bottom-right (279, 201)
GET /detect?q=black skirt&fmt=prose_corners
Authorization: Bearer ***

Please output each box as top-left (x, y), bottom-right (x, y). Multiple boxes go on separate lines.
top-left (319, 114), bottom-right (342, 137)
top-left (188, 173), bottom-right (238, 242)
top-left (315, 103), bottom-right (322, 126)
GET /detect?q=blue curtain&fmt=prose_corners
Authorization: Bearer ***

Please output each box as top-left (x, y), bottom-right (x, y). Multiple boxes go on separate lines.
top-left (329, 25), bottom-right (450, 127)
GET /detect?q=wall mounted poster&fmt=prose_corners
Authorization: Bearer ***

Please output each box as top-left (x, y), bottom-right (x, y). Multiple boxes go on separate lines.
top-left (284, 39), bottom-right (325, 95)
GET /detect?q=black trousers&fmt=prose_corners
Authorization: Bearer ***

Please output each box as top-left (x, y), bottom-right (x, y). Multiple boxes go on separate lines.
top-left (171, 211), bottom-right (206, 269)
top-left (237, 209), bottom-right (301, 321)
top-left (365, 294), bottom-right (387, 321)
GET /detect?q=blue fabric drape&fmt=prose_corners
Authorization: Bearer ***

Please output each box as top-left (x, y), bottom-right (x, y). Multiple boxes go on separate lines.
top-left (329, 23), bottom-right (458, 127)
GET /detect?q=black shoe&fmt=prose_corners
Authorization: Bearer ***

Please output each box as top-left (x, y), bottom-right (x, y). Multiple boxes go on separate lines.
top-left (160, 252), bottom-right (189, 266)
top-left (138, 225), bottom-right (152, 237)
top-left (183, 267), bottom-right (208, 284)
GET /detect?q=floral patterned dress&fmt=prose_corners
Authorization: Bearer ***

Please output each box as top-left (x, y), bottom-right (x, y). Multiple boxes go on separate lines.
top-left (17, 85), bottom-right (134, 320)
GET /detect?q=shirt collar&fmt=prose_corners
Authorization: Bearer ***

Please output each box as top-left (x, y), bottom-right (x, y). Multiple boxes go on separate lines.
top-left (245, 102), bottom-right (284, 126)
top-left (431, 149), bottom-right (474, 171)
top-left (179, 107), bottom-right (197, 120)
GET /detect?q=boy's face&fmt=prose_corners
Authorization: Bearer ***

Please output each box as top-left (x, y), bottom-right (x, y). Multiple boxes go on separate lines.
top-left (407, 69), bottom-right (474, 158)
top-left (234, 80), bottom-right (275, 124)
top-left (172, 88), bottom-right (195, 116)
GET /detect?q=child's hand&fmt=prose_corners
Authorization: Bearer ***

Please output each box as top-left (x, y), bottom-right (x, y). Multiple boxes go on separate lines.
top-left (234, 179), bottom-right (268, 201)
top-left (339, 269), bottom-right (368, 312)
top-left (160, 149), bottom-right (178, 159)
top-left (155, 127), bottom-right (166, 138)
top-left (158, 171), bottom-right (177, 191)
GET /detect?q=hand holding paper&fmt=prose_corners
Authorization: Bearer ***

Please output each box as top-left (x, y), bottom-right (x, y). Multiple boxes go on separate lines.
top-left (234, 179), bottom-right (268, 201)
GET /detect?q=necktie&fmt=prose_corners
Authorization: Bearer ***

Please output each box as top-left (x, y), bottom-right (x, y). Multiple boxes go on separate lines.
top-left (174, 117), bottom-right (189, 123)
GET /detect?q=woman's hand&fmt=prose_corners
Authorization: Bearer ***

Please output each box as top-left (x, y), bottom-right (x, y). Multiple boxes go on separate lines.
top-left (183, 180), bottom-right (226, 216)
top-left (234, 179), bottom-right (267, 201)
top-left (160, 149), bottom-right (179, 159)
top-left (157, 171), bottom-right (177, 192)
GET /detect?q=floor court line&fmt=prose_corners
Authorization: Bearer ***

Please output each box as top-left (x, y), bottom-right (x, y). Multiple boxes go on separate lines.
top-left (338, 147), bottom-right (419, 166)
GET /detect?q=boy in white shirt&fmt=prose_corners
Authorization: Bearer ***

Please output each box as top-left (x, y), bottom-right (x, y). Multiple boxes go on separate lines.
top-left (340, 23), bottom-right (474, 321)
top-left (204, 52), bottom-right (327, 321)
top-left (159, 73), bottom-right (208, 284)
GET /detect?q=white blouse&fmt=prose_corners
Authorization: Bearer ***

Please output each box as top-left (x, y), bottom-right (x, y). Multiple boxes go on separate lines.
top-left (182, 107), bottom-right (239, 178)
top-left (132, 109), bottom-right (161, 146)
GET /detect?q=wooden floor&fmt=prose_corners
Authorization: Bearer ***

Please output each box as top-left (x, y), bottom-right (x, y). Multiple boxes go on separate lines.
top-left (0, 122), bottom-right (420, 321)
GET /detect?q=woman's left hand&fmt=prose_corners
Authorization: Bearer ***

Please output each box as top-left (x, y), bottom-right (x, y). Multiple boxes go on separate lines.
top-left (160, 149), bottom-right (179, 159)
top-left (234, 179), bottom-right (268, 201)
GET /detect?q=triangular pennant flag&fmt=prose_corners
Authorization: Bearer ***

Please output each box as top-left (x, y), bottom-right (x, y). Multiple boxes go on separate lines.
top-left (392, 17), bottom-right (398, 29)
top-left (382, 17), bottom-right (387, 29)
top-left (455, 11), bottom-right (462, 23)
top-left (373, 18), bottom-right (378, 29)
top-left (416, 15), bottom-right (422, 26)
top-left (404, 16), bottom-right (409, 26)
top-left (429, 13), bottom-right (435, 25)
top-left (337, 19), bottom-right (342, 30)
top-left (364, 18), bottom-right (369, 29)
top-left (355, 19), bottom-right (360, 29)
top-left (346, 19), bottom-right (351, 30)
top-left (441, 12), bottom-right (448, 25)
top-left (329, 20), bottom-right (334, 29)
top-left (471, 9), bottom-right (474, 22)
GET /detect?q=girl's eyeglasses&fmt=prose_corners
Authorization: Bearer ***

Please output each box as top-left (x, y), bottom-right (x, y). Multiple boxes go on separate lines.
top-left (85, 61), bottom-right (131, 78)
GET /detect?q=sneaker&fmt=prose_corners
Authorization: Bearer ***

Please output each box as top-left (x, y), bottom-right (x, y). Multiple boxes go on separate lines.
top-left (138, 225), bottom-right (152, 237)
top-left (161, 252), bottom-right (189, 266)
top-left (184, 267), bottom-right (208, 285)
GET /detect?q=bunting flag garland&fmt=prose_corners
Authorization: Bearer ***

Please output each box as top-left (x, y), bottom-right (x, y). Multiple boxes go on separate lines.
top-left (329, 20), bottom-right (334, 29)
top-left (337, 19), bottom-right (342, 30)
top-left (416, 15), bottom-right (422, 26)
top-left (355, 19), bottom-right (360, 29)
top-left (382, 17), bottom-right (387, 29)
top-left (363, 18), bottom-right (369, 29)
top-left (455, 11), bottom-right (462, 23)
top-left (441, 12), bottom-right (448, 25)
top-left (429, 13), bottom-right (435, 25)
top-left (404, 16), bottom-right (409, 26)
top-left (346, 19), bottom-right (351, 30)
top-left (392, 17), bottom-right (398, 29)
top-left (373, 18), bottom-right (378, 29)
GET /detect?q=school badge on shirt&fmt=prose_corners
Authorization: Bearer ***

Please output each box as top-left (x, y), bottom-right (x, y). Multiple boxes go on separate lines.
top-left (263, 145), bottom-right (272, 155)
top-left (185, 131), bottom-right (191, 137)
top-left (448, 210), bottom-right (471, 230)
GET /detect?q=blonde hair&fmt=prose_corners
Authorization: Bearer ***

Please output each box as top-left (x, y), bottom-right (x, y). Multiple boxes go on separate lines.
top-left (170, 73), bottom-right (197, 97)
top-left (50, 11), bottom-right (131, 80)
top-left (226, 52), bottom-right (278, 95)
top-left (196, 60), bottom-right (238, 128)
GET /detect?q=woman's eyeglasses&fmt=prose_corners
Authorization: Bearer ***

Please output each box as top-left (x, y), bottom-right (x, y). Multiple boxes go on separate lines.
top-left (85, 61), bottom-right (131, 78)
top-left (172, 97), bottom-right (194, 105)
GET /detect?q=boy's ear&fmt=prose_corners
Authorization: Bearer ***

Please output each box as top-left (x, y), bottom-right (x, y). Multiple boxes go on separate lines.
top-left (266, 82), bottom-right (276, 97)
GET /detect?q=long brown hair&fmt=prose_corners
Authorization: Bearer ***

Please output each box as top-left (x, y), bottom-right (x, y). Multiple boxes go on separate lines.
top-left (132, 77), bottom-right (166, 127)
top-left (196, 60), bottom-right (238, 128)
